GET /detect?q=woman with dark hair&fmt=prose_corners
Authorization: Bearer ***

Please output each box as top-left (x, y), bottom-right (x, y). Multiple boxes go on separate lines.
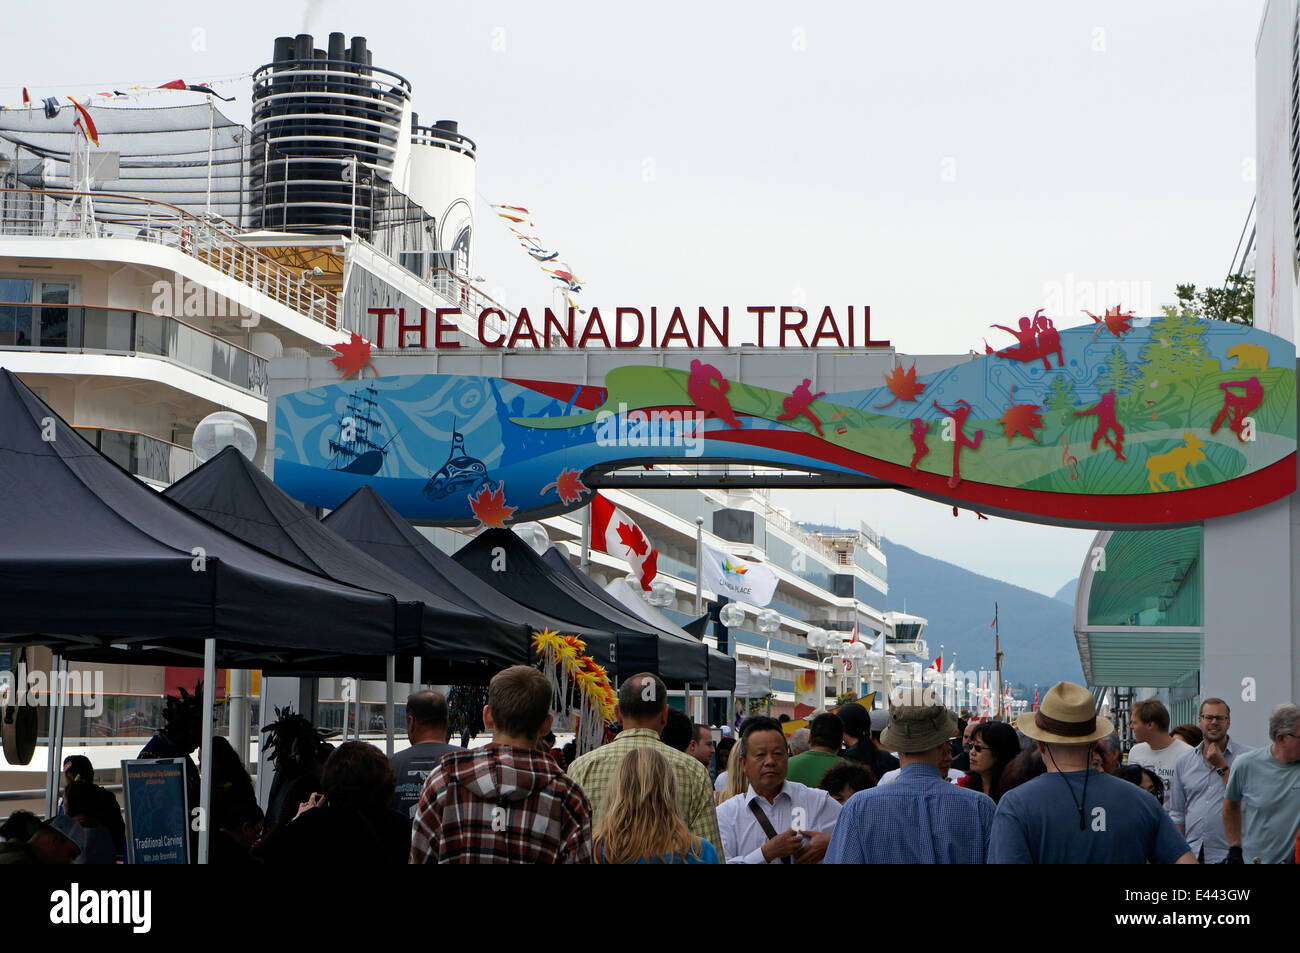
top-left (259, 741), bottom-right (410, 865)
top-left (1171, 724), bottom-right (1203, 748)
top-left (993, 743), bottom-right (1047, 800)
top-left (959, 721), bottom-right (1020, 803)
top-left (1116, 764), bottom-right (1165, 804)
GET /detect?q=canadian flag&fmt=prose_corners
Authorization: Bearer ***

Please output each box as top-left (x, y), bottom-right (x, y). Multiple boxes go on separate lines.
top-left (930, 655), bottom-right (943, 672)
top-left (590, 493), bottom-right (658, 591)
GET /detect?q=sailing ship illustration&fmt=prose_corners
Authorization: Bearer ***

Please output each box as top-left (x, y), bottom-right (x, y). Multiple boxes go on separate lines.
top-left (329, 385), bottom-right (397, 475)
top-left (422, 421), bottom-right (498, 500)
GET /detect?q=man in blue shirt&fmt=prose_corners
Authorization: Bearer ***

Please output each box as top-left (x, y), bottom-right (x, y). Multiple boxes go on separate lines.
top-left (826, 704), bottom-right (994, 864)
top-left (989, 681), bottom-right (1195, 864)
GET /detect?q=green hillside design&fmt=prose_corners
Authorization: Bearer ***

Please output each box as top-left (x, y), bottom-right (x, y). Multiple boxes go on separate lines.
top-left (514, 331), bottom-right (1295, 496)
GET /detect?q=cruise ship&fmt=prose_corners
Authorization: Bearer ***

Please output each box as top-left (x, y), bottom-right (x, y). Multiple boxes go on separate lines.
top-left (0, 32), bottom-right (937, 801)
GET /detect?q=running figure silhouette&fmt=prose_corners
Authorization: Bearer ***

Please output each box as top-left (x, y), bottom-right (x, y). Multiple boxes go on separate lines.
top-left (909, 418), bottom-right (931, 471)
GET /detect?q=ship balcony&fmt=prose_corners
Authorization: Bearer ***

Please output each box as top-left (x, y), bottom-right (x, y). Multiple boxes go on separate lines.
top-left (0, 302), bottom-right (268, 418)
top-left (74, 426), bottom-right (196, 487)
top-left (0, 188), bottom-right (345, 344)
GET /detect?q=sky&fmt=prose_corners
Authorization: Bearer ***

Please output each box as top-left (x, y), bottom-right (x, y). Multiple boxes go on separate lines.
top-left (2, 0), bottom-right (1267, 595)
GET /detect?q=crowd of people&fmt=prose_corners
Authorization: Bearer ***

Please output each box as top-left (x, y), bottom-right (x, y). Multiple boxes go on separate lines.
top-left (2, 671), bottom-right (1299, 865)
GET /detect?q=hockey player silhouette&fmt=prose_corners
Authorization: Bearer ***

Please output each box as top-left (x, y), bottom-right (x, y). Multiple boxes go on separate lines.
top-left (777, 379), bottom-right (827, 435)
top-left (932, 399), bottom-right (983, 488)
top-left (687, 360), bottom-right (742, 429)
top-left (1074, 389), bottom-right (1126, 461)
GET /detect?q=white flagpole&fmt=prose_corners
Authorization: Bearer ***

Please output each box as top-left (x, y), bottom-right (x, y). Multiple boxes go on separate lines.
top-left (580, 497), bottom-right (593, 570)
top-left (694, 517), bottom-right (704, 616)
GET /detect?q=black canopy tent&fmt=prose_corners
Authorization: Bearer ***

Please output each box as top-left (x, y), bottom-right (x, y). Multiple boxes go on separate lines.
top-left (454, 530), bottom-right (710, 685)
top-left (0, 368), bottom-right (400, 863)
top-left (322, 485), bottom-right (617, 666)
top-left (541, 547), bottom-right (737, 694)
top-left (163, 448), bottom-right (532, 684)
top-left (0, 371), bottom-right (397, 666)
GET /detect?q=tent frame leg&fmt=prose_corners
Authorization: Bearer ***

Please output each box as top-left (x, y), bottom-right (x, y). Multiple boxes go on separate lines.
top-left (198, 638), bottom-right (216, 865)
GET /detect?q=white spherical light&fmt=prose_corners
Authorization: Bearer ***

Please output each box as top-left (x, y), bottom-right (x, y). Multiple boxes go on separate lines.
top-left (646, 578), bottom-right (675, 608)
top-left (756, 609), bottom-right (781, 634)
top-left (719, 603), bottom-right (746, 628)
top-left (192, 411), bottom-right (257, 463)
top-left (825, 631), bottom-right (844, 654)
top-left (806, 627), bottom-right (828, 650)
top-left (511, 521), bottom-right (550, 555)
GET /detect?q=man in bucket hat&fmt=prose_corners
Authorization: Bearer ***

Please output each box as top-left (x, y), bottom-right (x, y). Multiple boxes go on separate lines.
top-left (825, 704), bottom-right (995, 863)
top-left (988, 681), bottom-right (1195, 864)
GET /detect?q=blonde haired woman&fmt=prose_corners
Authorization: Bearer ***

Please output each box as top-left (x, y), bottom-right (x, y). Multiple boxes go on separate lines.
top-left (714, 738), bottom-right (749, 805)
top-left (593, 747), bottom-right (720, 864)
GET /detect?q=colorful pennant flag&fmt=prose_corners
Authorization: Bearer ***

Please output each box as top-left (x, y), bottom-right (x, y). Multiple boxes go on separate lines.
top-left (68, 97), bottom-right (99, 146)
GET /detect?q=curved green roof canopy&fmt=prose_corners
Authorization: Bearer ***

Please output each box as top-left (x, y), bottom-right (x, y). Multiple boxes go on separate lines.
top-left (1075, 527), bottom-right (1202, 688)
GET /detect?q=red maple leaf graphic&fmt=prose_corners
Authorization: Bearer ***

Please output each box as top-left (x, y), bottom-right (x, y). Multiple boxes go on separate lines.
top-left (873, 362), bottom-right (925, 408)
top-left (998, 387), bottom-right (1044, 443)
top-left (330, 332), bottom-right (375, 378)
top-left (616, 521), bottom-right (648, 557)
top-left (539, 468), bottom-right (589, 504)
top-left (468, 481), bottom-right (516, 528)
top-left (1084, 306), bottom-right (1135, 340)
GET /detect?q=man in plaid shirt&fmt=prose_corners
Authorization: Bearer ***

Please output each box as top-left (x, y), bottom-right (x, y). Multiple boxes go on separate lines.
top-left (567, 672), bottom-right (725, 860)
top-left (410, 665), bottom-right (593, 864)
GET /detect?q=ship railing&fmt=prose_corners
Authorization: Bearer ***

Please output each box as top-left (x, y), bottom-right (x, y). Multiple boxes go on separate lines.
top-left (425, 267), bottom-right (518, 336)
top-left (0, 301), bottom-right (269, 398)
top-left (0, 187), bottom-right (339, 330)
top-left (74, 426), bottom-right (197, 485)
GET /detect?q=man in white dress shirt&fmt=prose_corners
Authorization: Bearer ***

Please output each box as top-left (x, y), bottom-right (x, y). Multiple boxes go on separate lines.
top-left (715, 716), bottom-right (841, 863)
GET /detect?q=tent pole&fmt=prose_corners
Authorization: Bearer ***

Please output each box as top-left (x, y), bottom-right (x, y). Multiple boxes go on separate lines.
top-left (198, 638), bottom-right (216, 865)
top-left (412, 657), bottom-right (422, 692)
top-left (44, 653), bottom-right (62, 817)
top-left (52, 657), bottom-right (67, 808)
top-left (385, 656), bottom-right (396, 756)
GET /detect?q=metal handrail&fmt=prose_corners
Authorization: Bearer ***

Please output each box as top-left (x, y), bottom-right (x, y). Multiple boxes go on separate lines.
top-left (0, 301), bottom-right (263, 359)
top-left (0, 187), bottom-right (339, 329)
top-left (74, 426), bottom-right (197, 484)
top-left (0, 302), bottom-right (269, 397)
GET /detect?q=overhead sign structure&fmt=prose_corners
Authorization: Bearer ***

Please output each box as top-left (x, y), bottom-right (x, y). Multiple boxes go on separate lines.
top-left (271, 311), bottom-right (1296, 529)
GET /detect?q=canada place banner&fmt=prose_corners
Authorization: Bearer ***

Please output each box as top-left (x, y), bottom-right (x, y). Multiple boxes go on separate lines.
top-left (272, 316), bottom-right (1296, 528)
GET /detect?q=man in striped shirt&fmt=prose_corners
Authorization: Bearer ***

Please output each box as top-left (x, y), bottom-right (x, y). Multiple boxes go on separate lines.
top-left (410, 665), bottom-right (592, 864)
top-left (568, 672), bottom-right (725, 860)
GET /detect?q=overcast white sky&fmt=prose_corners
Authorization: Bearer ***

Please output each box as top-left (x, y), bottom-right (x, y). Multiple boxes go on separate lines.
top-left (3, 0), bottom-right (1267, 595)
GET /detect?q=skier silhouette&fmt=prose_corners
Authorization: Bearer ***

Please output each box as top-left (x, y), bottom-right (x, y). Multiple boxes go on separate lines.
top-left (1210, 377), bottom-right (1264, 441)
top-left (932, 399), bottom-right (984, 488)
top-left (1074, 389), bottom-right (1126, 461)
top-left (909, 418), bottom-right (931, 471)
top-left (777, 379), bottom-right (827, 436)
top-left (688, 359), bottom-right (742, 429)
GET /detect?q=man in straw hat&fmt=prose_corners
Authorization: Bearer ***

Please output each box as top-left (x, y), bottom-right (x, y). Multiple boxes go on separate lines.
top-left (988, 681), bottom-right (1195, 864)
top-left (825, 704), bottom-right (995, 863)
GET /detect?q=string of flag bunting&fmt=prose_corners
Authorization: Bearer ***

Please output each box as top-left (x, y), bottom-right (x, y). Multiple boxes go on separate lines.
top-left (1, 76), bottom-right (246, 114)
top-left (490, 203), bottom-right (586, 314)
